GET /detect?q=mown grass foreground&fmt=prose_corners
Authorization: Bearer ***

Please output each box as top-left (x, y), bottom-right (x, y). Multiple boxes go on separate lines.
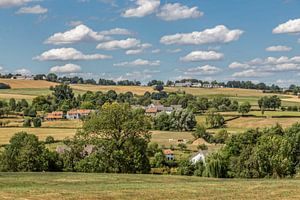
top-left (0, 173), bottom-right (299, 200)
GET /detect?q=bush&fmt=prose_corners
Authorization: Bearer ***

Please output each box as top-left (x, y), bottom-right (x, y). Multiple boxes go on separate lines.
top-left (0, 83), bottom-right (10, 89)
top-left (23, 118), bottom-right (31, 127)
top-left (197, 144), bottom-right (208, 151)
top-left (45, 136), bottom-right (55, 144)
top-left (32, 117), bottom-right (42, 127)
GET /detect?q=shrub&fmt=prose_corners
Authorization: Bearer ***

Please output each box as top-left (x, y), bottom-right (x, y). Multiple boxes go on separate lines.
top-left (0, 83), bottom-right (10, 89)
top-left (32, 117), bottom-right (42, 127)
top-left (23, 118), bottom-right (31, 127)
top-left (45, 136), bottom-right (55, 144)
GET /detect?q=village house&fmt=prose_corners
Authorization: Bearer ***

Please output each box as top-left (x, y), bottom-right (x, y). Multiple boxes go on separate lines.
top-left (45, 111), bottom-right (64, 121)
top-left (163, 149), bottom-right (175, 161)
top-left (11, 75), bottom-right (34, 80)
top-left (66, 109), bottom-right (93, 120)
top-left (191, 150), bottom-right (209, 164)
top-left (174, 82), bottom-right (192, 87)
top-left (145, 104), bottom-right (177, 116)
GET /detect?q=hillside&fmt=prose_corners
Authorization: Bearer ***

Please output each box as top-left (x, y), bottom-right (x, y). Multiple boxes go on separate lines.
top-left (0, 173), bottom-right (299, 200)
top-left (0, 79), bottom-right (57, 89)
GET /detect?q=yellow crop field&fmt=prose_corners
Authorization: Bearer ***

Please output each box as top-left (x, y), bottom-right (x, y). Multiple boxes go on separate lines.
top-left (0, 79), bottom-right (57, 89)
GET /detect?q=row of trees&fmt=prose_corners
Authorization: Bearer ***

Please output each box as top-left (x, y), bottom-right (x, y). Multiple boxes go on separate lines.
top-left (154, 110), bottom-right (196, 131)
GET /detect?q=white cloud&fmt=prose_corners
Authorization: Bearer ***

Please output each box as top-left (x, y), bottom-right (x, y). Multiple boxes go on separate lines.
top-left (50, 64), bottom-right (81, 73)
top-left (230, 55), bottom-right (300, 78)
top-left (125, 49), bottom-right (144, 55)
top-left (99, 28), bottom-right (133, 35)
top-left (160, 25), bottom-right (244, 45)
top-left (265, 45), bottom-right (292, 52)
top-left (116, 69), bottom-right (159, 81)
top-left (232, 69), bottom-right (272, 78)
top-left (96, 38), bottom-right (142, 50)
top-left (114, 59), bottom-right (160, 67)
top-left (180, 51), bottom-right (224, 62)
top-left (184, 65), bottom-right (221, 75)
top-left (35, 48), bottom-right (112, 61)
top-left (157, 3), bottom-right (203, 21)
top-left (122, 0), bottom-right (160, 18)
top-left (273, 18), bottom-right (300, 34)
top-left (45, 24), bottom-right (110, 45)
top-left (0, 0), bottom-right (35, 8)
top-left (14, 68), bottom-right (31, 75)
top-left (167, 48), bottom-right (182, 53)
top-left (152, 49), bottom-right (161, 53)
top-left (16, 5), bottom-right (48, 14)
top-left (228, 62), bottom-right (251, 69)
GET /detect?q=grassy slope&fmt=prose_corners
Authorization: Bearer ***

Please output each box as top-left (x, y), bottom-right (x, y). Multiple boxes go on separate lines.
top-left (0, 173), bottom-right (299, 200)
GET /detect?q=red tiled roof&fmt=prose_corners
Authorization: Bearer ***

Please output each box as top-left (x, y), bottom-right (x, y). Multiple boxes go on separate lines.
top-left (145, 107), bottom-right (158, 113)
top-left (67, 109), bottom-right (92, 115)
top-left (163, 149), bottom-right (174, 155)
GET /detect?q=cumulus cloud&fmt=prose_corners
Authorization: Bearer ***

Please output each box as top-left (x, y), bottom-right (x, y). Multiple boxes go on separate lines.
top-left (97, 38), bottom-right (148, 50)
top-left (230, 55), bottom-right (300, 78)
top-left (14, 68), bottom-right (31, 75)
top-left (99, 28), bottom-right (133, 36)
top-left (152, 49), bottom-right (161, 54)
top-left (16, 5), bottom-right (48, 14)
top-left (232, 69), bottom-right (272, 78)
top-left (160, 25), bottom-right (243, 45)
top-left (184, 65), bottom-right (221, 75)
top-left (45, 24), bottom-right (110, 45)
top-left (273, 18), bottom-right (300, 34)
top-left (34, 48), bottom-right (112, 61)
top-left (157, 3), bottom-right (203, 21)
top-left (122, 0), bottom-right (160, 18)
top-left (0, 0), bottom-right (35, 8)
top-left (180, 51), bottom-right (224, 62)
top-left (125, 43), bottom-right (152, 55)
top-left (113, 59), bottom-right (160, 67)
top-left (49, 64), bottom-right (81, 73)
top-left (265, 45), bottom-right (292, 52)
top-left (228, 62), bottom-right (251, 69)
top-left (167, 48), bottom-right (182, 53)
top-left (116, 69), bottom-right (159, 81)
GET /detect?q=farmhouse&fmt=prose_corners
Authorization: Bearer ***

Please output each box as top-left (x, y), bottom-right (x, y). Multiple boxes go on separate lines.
top-left (145, 104), bottom-right (178, 116)
top-left (191, 150), bottom-right (209, 164)
top-left (66, 109), bottom-right (93, 120)
top-left (45, 111), bottom-right (64, 121)
top-left (163, 149), bottom-right (175, 161)
top-left (11, 75), bottom-right (34, 80)
top-left (175, 82), bottom-right (192, 87)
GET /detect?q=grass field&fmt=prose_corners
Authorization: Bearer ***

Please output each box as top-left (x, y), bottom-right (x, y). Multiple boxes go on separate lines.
top-left (0, 127), bottom-right (77, 144)
top-left (225, 117), bottom-right (300, 130)
top-left (220, 111), bottom-right (300, 117)
top-left (0, 173), bottom-right (299, 200)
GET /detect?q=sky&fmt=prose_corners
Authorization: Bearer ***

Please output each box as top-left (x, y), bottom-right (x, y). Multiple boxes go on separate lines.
top-left (0, 0), bottom-right (300, 85)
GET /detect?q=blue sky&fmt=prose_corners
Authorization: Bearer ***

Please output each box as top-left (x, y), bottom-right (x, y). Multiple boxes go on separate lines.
top-left (1, 0), bottom-right (300, 85)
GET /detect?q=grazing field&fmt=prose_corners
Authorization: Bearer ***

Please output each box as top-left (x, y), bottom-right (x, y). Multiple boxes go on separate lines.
top-left (221, 111), bottom-right (300, 117)
top-left (0, 173), bottom-right (299, 200)
top-left (0, 79), bottom-right (57, 89)
top-left (226, 117), bottom-right (300, 130)
top-left (0, 127), bottom-right (77, 144)
top-left (71, 84), bottom-right (154, 95)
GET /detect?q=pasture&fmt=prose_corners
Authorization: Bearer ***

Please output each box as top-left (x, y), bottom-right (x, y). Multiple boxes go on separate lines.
top-left (0, 173), bottom-right (299, 200)
top-left (0, 127), bottom-right (77, 144)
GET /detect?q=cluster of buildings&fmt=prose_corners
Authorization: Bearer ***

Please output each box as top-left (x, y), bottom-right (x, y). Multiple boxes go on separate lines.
top-left (163, 149), bottom-right (208, 164)
top-left (174, 82), bottom-right (224, 88)
top-left (10, 75), bottom-right (35, 80)
top-left (45, 109), bottom-right (93, 120)
top-left (144, 104), bottom-right (182, 116)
